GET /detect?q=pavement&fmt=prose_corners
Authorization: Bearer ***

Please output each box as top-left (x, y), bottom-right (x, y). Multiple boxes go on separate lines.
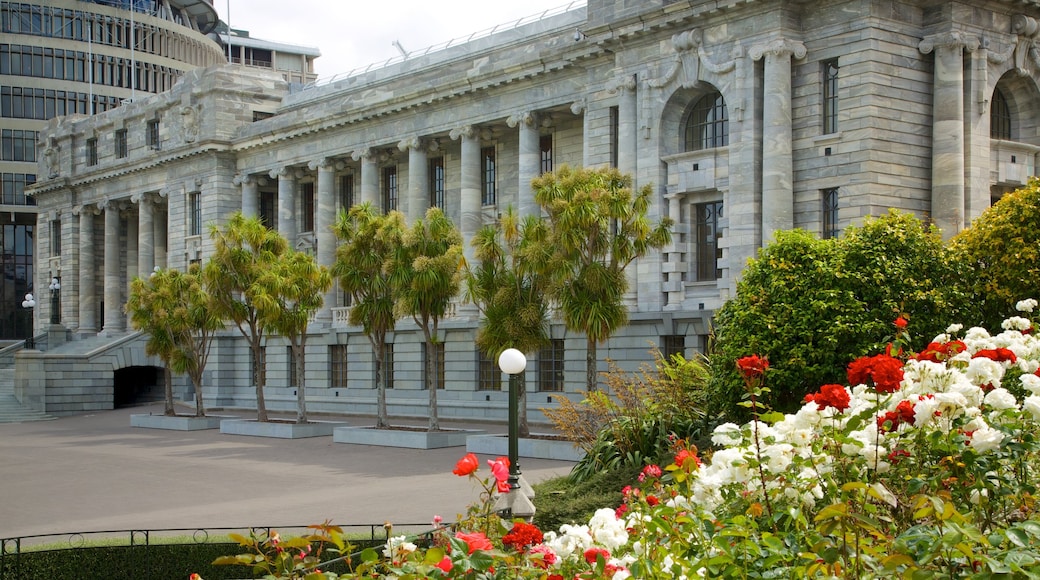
top-left (0, 404), bottom-right (577, 543)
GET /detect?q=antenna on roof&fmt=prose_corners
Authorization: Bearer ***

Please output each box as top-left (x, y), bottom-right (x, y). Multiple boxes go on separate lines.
top-left (392, 40), bottom-right (409, 59)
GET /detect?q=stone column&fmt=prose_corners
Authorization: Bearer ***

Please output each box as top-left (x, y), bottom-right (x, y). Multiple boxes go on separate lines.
top-left (609, 73), bottom-right (638, 177)
top-left (920, 32), bottom-right (978, 240)
top-left (155, 197), bottom-right (168, 269)
top-left (309, 157), bottom-right (339, 323)
top-left (76, 204), bottom-right (99, 334)
top-left (235, 173), bottom-right (259, 218)
top-left (353, 148), bottom-right (379, 208)
top-left (570, 100), bottom-right (589, 166)
top-left (101, 200), bottom-right (125, 334)
top-left (125, 208), bottom-right (138, 328)
top-left (451, 126), bottom-right (481, 266)
top-left (508, 111), bottom-right (539, 217)
top-left (750, 38), bottom-right (806, 243)
top-left (399, 137), bottom-right (427, 222)
top-left (134, 193), bottom-right (155, 278)
top-left (271, 166), bottom-right (297, 241)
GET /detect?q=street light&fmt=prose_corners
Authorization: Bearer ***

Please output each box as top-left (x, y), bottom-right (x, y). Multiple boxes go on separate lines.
top-left (497, 348), bottom-right (535, 519)
top-left (21, 292), bottom-right (36, 349)
top-left (48, 277), bottom-right (61, 324)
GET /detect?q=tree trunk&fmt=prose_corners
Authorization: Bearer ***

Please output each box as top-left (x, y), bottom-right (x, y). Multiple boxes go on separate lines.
top-left (190, 371), bottom-right (206, 417)
top-left (253, 338), bottom-right (268, 422)
top-left (163, 365), bottom-right (175, 416)
top-left (427, 328), bottom-right (439, 431)
top-left (586, 336), bottom-right (598, 392)
top-left (295, 340), bottom-right (308, 424)
top-left (374, 339), bottom-right (388, 428)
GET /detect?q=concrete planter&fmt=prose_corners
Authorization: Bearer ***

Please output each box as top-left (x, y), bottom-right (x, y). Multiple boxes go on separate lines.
top-left (219, 419), bottom-right (348, 439)
top-left (466, 434), bottom-right (585, 462)
top-left (333, 425), bottom-right (485, 449)
top-left (130, 413), bottom-right (233, 431)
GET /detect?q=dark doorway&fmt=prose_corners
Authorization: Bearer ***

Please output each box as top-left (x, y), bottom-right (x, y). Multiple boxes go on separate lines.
top-left (113, 366), bottom-right (162, 408)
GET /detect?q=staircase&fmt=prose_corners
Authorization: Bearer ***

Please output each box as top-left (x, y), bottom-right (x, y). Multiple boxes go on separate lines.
top-left (0, 368), bottom-right (56, 423)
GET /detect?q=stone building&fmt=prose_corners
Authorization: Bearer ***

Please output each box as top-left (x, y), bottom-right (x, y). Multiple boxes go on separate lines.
top-left (21, 0), bottom-right (1040, 420)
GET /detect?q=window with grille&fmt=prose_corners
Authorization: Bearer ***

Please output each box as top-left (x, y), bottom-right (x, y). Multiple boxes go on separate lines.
top-left (146, 118), bottom-right (159, 150)
top-left (609, 105), bottom-right (619, 168)
top-left (822, 188), bottom-right (839, 240)
top-left (300, 182), bottom-right (315, 232)
top-left (423, 342), bottom-right (445, 390)
top-left (481, 146), bottom-right (496, 206)
top-left (991, 88), bottom-right (1012, 140)
top-left (339, 174), bottom-right (355, 211)
top-left (115, 128), bottom-right (127, 158)
top-left (188, 191), bottom-right (201, 236)
top-left (661, 335), bottom-right (685, 361)
top-left (86, 137), bottom-right (97, 166)
top-left (539, 134), bottom-right (553, 174)
top-left (382, 343), bottom-right (395, 390)
top-left (428, 157), bottom-right (445, 210)
top-left (694, 201), bottom-right (723, 281)
top-left (382, 166), bottom-right (397, 212)
top-left (683, 92), bottom-right (728, 151)
top-left (538, 339), bottom-right (565, 392)
top-left (259, 191), bottom-right (276, 229)
top-left (330, 344), bottom-right (348, 389)
top-left (477, 349), bottom-right (500, 391)
top-left (50, 219), bottom-right (60, 256)
top-left (287, 346), bottom-right (298, 389)
top-left (822, 60), bottom-right (839, 134)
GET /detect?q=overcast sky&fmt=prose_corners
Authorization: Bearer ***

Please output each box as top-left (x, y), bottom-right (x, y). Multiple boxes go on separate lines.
top-left (221, 0), bottom-right (583, 81)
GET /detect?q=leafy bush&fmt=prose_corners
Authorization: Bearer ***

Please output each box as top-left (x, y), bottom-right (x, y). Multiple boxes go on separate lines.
top-left (531, 464), bottom-right (639, 533)
top-left (950, 178), bottom-right (1040, 329)
top-left (707, 211), bottom-right (972, 420)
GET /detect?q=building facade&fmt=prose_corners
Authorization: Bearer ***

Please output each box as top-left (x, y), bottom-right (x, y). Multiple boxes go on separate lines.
top-left (22, 0), bottom-right (1040, 420)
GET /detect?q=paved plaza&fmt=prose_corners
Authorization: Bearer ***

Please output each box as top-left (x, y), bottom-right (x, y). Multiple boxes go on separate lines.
top-left (0, 404), bottom-right (576, 541)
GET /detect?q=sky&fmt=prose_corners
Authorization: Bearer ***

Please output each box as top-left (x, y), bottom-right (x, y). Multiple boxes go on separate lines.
top-left (221, 0), bottom-right (583, 81)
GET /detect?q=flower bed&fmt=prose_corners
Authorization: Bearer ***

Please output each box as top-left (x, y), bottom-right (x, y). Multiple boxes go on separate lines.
top-left (199, 302), bottom-right (1040, 578)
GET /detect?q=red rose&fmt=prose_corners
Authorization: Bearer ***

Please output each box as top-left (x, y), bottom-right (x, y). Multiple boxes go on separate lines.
top-left (973, 348), bottom-right (1017, 364)
top-left (894, 317), bottom-right (908, 329)
top-left (916, 340), bottom-right (966, 362)
top-left (848, 354), bottom-right (904, 394)
top-left (674, 448), bottom-right (702, 470)
top-left (435, 556), bottom-right (452, 573)
top-left (453, 452), bottom-right (479, 476)
top-left (501, 521), bottom-right (543, 552)
top-left (455, 531), bottom-right (493, 554)
top-left (736, 355), bottom-right (769, 379)
top-left (584, 547), bottom-right (610, 564)
top-left (804, 384), bottom-right (851, 412)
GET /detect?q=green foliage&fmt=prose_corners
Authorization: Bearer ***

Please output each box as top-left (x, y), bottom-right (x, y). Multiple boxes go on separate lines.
top-left (533, 165), bottom-right (673, 391)
top-left (707, 211), bottom-right (971, 420)
top-left (531, 465), bottom-right (640, 532)
top-left (950, 178), bottom-right (1040, 329)
top-left (332, 203), bottom-right (404, 428)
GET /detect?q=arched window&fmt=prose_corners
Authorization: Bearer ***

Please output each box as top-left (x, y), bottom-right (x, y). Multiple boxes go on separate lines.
top-left (991, 88), bottom-right (1012, 140)
top-left (683, 92), bottom-right (728, 151)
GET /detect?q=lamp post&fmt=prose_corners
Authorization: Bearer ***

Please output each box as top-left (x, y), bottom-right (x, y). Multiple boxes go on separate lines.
top-left (21, 292), bottom-right (36, 349)
top-left (48, 277), bottom-right (61, 324)
top-left (497, 348), bottom-right (535, 519)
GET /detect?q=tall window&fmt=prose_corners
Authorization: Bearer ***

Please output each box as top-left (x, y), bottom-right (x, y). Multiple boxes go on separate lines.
top-left (429, 157), bottom-right (445, 209)
top-left (539, 134), bottom-right (553, 174)
top-left (477, 350), bottom-right (500, 391)
top-left (382, 343), bottom-right (395, 390)
top-left (481, 146), bottom-right (496, 205)
top-left (382, 165), bottom-right (398, 212)
top-left (339, 174), bottom-right (355, 211)
top-left (661, 335), bottom-right (685, 361)
top-left (146, 118), bottom-right (159, 150)
top-left (50, 219), bottom-right (61, 256)
top-left (683, 92), bottom-right (728, 151)
top-left (188, 191), bottom-right (201, 236)
top-left (115, 128), bottom-right (127, 158)
top-left (2, 173), bottom-right (36, 205)
top-left (287, 346), bottom-right (298, 388)
top-left (609, 105), bottom-right (619, 168)
top-left (822, 59), bottom-right (839, 134)
top-left (822, 188), bottom-right (839, 240)
top-left (330, 344), bottom-right (349, 389)
top-left (991, 88), bottom-right (1012, 140)
top-left (259, 191), bottom-right (276, 229)
top-left (86, 137), bottom-right (98, 166)
top-left (423, 342), bottom-right (446, 390)
top-left (694, 200), bottom-right (723, 281)
top-left (0, 222), bottom-right (34, 339)
top-left (300, 182), bottom-right (315, 232)
top-left (538, 339), bottom-right (565, 392)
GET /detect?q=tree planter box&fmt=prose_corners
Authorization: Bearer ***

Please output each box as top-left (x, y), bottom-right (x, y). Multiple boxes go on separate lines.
top-left (333, 425), bottom-right (485, 449)
top-left (219, 419), bottom-right (348, 439)
top-left (466, 434), bottom-right (585, 462)
top-left (130, 413), bottom-right (234, 431)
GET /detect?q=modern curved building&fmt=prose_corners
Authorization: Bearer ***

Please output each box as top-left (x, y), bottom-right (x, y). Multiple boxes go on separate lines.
top-left (0, 0), bottom-right (226, 340)
top-left (21, 0), bottom-right (1040, 423)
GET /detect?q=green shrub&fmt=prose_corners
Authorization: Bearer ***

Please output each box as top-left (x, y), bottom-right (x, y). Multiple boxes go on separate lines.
top-left (950, 178), bottom-right (1040, 329)
top-left (707, 211), bottom-right (972, 420)
top-left (531, 464), bottom-right (639, 532)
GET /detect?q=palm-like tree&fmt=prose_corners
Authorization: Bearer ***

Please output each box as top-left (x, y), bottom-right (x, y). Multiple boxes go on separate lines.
top-left (204, 213), bottom-right (288, 422)
top-left (126, 264), bottom-right (222, 417)
top-left (465, 207), bottom-right (553, 436)
top-left (533, 166), bottom-right (673, 391)
top-left (331, 203), bottom-right (404, 428)
top-left (254, 250), bottom-right (332, 424)
top-left (391, 207), bottom-right (464, 431)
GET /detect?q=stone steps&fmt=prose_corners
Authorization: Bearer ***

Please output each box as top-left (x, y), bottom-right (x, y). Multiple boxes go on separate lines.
top-left (0, 368), bottom-right (57, 423)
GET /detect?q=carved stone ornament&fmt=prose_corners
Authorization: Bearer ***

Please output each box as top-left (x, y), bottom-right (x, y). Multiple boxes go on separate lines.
top-left (179, 104), bottom-right (200, 143)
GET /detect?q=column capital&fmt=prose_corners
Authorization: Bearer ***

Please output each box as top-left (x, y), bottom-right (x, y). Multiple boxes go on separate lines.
top-left (72, 203), bottom-right (100, 217)
top-left (450, 125), bottom-right (475, 140)
top-left (233, 173), bottom-right (256, 187)
top-left (270, 166), bottom-right (303, 180)
top-left (351, 147), bottom-right (375, 162)
top-left (919, 31), bottom-right (980, 55)
top-left (130, 192), bottom-right (158, 206)
top-left (308, 157), bottom-right (346, 171)
top-left (606, 72), bottom-right (637, 95)
top-left (749, 38), bottom-right (807, 61)
top-left (507, 111), bottom-right (536, 128)
top-left (570, 98), bottom-right (586, 115)
top-left (397, 136), bottom-right (424, 152)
